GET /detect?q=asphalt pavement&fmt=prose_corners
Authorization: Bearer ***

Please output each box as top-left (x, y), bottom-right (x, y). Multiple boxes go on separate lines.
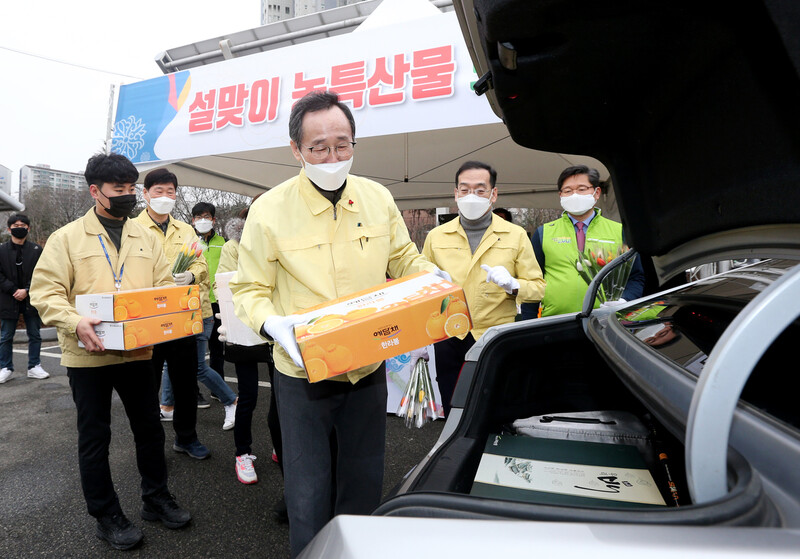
top-left (0, 340), bottom-right (444, 557)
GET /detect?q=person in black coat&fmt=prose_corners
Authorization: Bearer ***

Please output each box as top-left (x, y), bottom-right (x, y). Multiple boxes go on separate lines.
top-left (0, 213), bottom-right (48, 383)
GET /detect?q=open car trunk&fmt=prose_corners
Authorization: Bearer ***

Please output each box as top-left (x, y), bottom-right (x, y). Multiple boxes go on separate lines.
top-left (376, 311), bottom-right (778, 526)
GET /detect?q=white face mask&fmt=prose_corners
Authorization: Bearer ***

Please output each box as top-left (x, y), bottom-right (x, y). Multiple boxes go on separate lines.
top-left (560, 192), bottom-right (596, 215)
top-left (302, 155), bottom-right (353, 192)
top-left (194, 218), bottom-right (213, 234)
top-left (147, 195), bottom-right (176, 215)
top-left (457, 194), bottom-right (492, 220)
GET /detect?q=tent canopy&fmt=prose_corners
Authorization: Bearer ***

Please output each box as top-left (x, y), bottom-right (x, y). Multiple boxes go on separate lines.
top-left (0, 190), bottom-right (24, 213)
top-left (114, 0), bottom-right (610, 213)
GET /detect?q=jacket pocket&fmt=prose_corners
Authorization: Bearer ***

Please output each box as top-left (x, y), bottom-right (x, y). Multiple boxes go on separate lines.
top-left (348, 223), bottom-right (390, 263)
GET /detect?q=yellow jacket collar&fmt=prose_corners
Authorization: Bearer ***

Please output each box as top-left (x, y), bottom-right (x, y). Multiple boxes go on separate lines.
top-left (297, 168), bottom-right (360, 216)
top-left (443, 212), bottom-right (511, 235)
top-left (83, 207), bottom-right (142, 238)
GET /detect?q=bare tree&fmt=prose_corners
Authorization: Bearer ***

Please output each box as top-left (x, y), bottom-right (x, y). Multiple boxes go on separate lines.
top-left (172, 186), bottom-right (253, 237)
top-left (402, 208), bottom-right (436, 251)
top-left (9, 187), bottom-right (94, 245)
top-left (516, 207), bottom-right (562, 235)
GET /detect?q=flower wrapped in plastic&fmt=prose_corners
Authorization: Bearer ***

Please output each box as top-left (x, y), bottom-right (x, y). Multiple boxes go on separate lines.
top-left (172, 238), bottom-right (204, 275)
top-left (396, 355), bottom-right (438, 429)
top-left (575, 243), bottom-right (637, 303)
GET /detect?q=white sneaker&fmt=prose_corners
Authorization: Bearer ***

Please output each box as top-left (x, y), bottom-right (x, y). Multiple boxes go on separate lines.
top-left (223, 402), bottom-right (236, 430)
top-left (0, 368), bottom-right (12, 384)
top-left (235, 454), bottom-right (258, 484)
top-left (27, 365), bottom-right (49, 379)
top-left (160, 408), bottom-right (174, 422)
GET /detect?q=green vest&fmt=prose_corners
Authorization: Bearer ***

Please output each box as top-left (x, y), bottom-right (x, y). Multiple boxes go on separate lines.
top-left (540, 210), bottom-right (623, 316)
top-left (201, 232), bottom-right (226, 303)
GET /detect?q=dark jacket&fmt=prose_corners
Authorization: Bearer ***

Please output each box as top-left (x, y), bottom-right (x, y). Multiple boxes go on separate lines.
top-left (0, 239), bottom-right (43, 319)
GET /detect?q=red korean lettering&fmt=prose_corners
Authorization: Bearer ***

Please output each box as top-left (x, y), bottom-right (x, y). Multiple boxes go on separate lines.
top-left (366, 54), bottom-right (410, 106)
top-left (410, 46), bottom-right (456, 100)
top-left (330, 61), bottom-right (367, 109)
top-left (215, 84), bottom-right (250, 129)
top-left (248, 77), bottom-right (281, 124)
top-left (188, 90), bottom-right (217, 133)
top-left (292, 72), bottom-right (328, 103)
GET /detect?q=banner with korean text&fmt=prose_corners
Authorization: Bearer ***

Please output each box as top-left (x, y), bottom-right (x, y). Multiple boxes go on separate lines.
top-left (111, 11), bottom-right (500, 164)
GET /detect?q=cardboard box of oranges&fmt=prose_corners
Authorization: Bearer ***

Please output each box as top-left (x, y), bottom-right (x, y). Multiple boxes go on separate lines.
top-left (76, 285), bottom-right (201, 322)
top-left (295, 271), bottom-right (472, 382)
top-left (78, 310), bottom-right (204, 351)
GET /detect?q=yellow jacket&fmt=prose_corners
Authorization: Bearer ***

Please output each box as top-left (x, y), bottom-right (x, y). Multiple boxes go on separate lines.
top-left (230, 170), bottom-right (437, 382)
top-left (30, 208), bottom-right (173, 367)
top-left (133, 210), bottom-right (212, 319)
top-left (216, 239), bottom-right (239, 276)
top-left (423, 213), bottom-right (545, 339)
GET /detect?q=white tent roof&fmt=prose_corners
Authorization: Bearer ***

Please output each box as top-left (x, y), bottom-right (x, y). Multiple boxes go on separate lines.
top-left (117, 0), bottom-right (611, 213)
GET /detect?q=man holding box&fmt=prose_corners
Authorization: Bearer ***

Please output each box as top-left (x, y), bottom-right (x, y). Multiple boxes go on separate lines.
top-left (29, 153), bottom-right (190, 551)
top-left (423, 161), bottom-right (546, 417)
top-left (134, 168), bottom-right (214, 459)
top-left (230, 91), bottom-right (449, 557)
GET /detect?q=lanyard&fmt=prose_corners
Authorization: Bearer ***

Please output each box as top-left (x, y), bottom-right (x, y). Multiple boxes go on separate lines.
top-left (98, 235), bottom-right (124, 291)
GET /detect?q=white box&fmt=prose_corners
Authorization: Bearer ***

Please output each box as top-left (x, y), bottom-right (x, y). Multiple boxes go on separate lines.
top-left (215, 271), bottom-right (267, 347)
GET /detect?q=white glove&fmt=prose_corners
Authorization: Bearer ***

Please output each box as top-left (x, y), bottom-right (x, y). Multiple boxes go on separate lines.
top-left (173, 271), bottom-right (194, 286)
top-left (214, 313), bottom-right (228, 343)
top-left (262, 315), bottom-right (307, 368)
top-left (600, 298), bottom-right (627, 309)
top-left (480, 264), bottom-right (520, 295)
top-left (409, 346), bottom-right (430, 362)
top-left (432, 266), bottom-right (452, 283)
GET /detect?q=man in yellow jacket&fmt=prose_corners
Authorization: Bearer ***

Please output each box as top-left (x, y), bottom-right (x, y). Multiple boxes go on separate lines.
top-left (133, 168), bottom-right (213, 460)
top-left (230, 91), bottom-right (448, 558)
top-left (29, 153), bottom-right (190, 551)
top-left (423, 161), bottom-right (545, 416)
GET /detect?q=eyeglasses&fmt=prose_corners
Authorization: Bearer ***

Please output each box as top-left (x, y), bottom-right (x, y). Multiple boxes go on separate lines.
top-left (560, 185), bottom-right (596, 196)
top-left (457, 187), bottom-right (491, 197)
top-left (301, 141), bottom-right (356, 162)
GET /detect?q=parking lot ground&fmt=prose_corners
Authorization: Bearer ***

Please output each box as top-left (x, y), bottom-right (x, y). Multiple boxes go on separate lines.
top-left (0, 342), bottom-right (444, 557)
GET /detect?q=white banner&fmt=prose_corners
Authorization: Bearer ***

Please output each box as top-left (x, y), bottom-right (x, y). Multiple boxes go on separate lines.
top-left (112, 12), bottom-right (500, 164)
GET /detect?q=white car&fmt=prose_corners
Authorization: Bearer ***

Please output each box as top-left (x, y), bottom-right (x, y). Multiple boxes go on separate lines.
top-left (300, 1), bottom-right (800, 555)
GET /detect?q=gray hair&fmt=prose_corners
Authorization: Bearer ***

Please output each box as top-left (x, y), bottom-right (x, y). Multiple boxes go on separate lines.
top-left (224, 217), bottom-right (245, 243)
top-left (288, 91), bottom-right (356, 145)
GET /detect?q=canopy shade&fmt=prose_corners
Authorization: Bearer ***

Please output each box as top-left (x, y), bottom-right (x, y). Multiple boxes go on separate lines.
top-left (119, 2), bottom-right (610, 212)
top-left (137, 122), bottom-right (610, 211)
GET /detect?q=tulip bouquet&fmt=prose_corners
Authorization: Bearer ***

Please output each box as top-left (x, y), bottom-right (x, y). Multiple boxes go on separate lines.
top-left (575, 243), bottom-right (637, 303)
top-left (172, 238), bottom-right (204, 274)
top-left (396, 356), bottom-right (438, 428)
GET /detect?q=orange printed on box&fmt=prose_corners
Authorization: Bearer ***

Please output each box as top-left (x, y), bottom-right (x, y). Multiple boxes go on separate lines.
top-left (76, 285), bottom-right (201, 322)
top-left (295, 271), bottom-right (472, 382)
top-left (78, 310), bottom-right (203, 351)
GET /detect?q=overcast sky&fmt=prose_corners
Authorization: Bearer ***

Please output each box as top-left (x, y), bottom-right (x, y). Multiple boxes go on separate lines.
top-left (0, 0), bottom-right (258, 195)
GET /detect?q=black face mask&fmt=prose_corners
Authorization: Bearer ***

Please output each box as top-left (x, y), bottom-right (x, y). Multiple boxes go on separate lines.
top-left (10, 227), bottom-right (28, 239)
top-left (97, 189), bottom-right (137, 219)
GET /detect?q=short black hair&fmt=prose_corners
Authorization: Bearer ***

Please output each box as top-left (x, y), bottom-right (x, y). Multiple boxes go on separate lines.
top-left (191, 202), bottom-right (216, 218)
top-left (493, 207), bottom-right (512, 222)
top-left (84, 152), bottom-right (139, 188)
top-left (143, 168), bottom-right (178, 190)
top-left (289, 91), bottom-right (356, 145)
top-left (455, 161), bottom-right (497, 188)
top-left (7, 213), bottom-right (30, 228)
top-left (557, 165), bottom-right (601, 190)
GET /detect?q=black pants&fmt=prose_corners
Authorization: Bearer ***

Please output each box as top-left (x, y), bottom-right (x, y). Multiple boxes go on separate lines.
top-left (67, 361), bottom-right (168, 518)
top-left (209, 302), bottom-right (225, 376)
top-left (151, 336), bottom-right (199, 445)
top-left (433, 333), bottom-right (476, 417)
top-left (274, 366), bottom-right (386, 558)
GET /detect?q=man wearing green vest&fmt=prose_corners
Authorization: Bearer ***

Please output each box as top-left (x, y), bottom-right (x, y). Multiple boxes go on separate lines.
top-left (520, 165), bottom-right (644, 319)
top-left (191, 202), bottom-right (227, 379)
